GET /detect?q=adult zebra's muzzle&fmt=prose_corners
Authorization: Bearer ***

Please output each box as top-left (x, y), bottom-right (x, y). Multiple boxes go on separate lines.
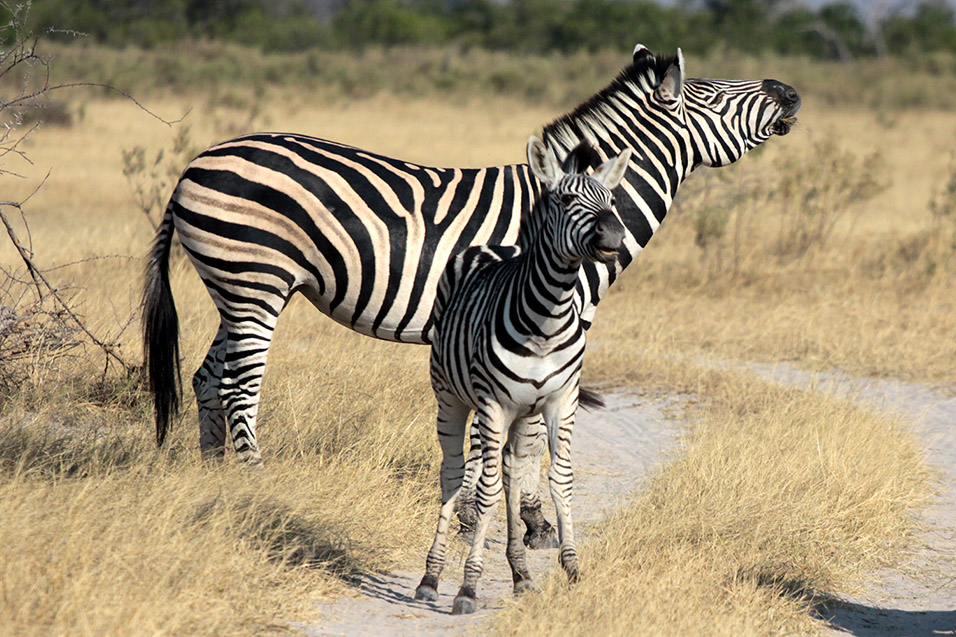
top-left (762, 79), bottom-right (801, 136)
top-left (590, 210), bottom-right (626, 262)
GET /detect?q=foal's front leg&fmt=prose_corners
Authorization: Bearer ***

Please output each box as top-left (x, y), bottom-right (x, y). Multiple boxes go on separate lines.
top-left (415, 397), bottom-right (470, 602)
top-left (544, 398), bottom-right (580, 582)
top-left (452, 401), bottom-right (508, 615)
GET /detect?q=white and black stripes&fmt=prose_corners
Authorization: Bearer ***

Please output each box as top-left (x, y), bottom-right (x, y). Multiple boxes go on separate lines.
top-left (142, 45), bottom-right (800, 471)
top-left (414, 139), bottom-right (630, 614)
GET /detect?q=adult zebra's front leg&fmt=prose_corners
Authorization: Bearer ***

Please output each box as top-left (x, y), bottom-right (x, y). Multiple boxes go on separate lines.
top-left (458, 415), bottom-right (558, 549)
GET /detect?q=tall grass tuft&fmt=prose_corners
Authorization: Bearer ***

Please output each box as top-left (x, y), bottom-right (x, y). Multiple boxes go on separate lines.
top-left (494, 368), bottom-right (929, 635)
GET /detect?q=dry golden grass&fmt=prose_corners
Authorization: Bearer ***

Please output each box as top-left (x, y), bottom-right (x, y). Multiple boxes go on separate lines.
top-left (0, 49), bottom-right (949, 633)
top-left (0, 305), bottom-right (439, 634)
top-left (584, 106), bottom-right (956, 384)
top-left (494, 365), bottom-right (929, 636)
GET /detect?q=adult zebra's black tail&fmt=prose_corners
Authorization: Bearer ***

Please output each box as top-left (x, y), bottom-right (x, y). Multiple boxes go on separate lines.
top-left (143, 203), bottom-right (181, 446)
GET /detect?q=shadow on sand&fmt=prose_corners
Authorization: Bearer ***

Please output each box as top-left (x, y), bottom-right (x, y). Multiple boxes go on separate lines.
top-left (819, 597), bottom-right (956, 636)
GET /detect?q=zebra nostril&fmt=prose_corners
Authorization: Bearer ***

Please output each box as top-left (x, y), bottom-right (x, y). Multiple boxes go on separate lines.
top-left (594, 210), bottom-right (625, 249)
top-left (761, 79), bottom-right (800, 108)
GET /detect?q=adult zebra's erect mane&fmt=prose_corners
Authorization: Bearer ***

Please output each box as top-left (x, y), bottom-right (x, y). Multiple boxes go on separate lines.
top-left (544, 51), bottom-right (682, 151)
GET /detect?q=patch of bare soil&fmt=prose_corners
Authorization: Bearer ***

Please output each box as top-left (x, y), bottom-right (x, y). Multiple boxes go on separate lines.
top-left (295, 363), bottom-right (956, 636)
top-left (294, 392), bottom-right (685, 636)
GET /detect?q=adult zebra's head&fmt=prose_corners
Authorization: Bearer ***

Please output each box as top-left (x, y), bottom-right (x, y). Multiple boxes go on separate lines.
top-left (637, 44), bottom-right (803, 168)
top-left (527, 137), bottom-right (630, 265)
top-left (544, 45), bottom-right (801, 174)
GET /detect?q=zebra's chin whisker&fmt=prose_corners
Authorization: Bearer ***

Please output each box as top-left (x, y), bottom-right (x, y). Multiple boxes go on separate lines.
top-left (590, 247), bottom-right (620, 263)
top-left (772, 116), bottom-right (798, 136)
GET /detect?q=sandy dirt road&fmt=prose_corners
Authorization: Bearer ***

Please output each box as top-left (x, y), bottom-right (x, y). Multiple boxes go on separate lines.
top-left (296, 392), bottom-right (684, 636)
top-left (741, 364), bottom-right (956, 635)
top-left (297, 365), bottom-right (956, 636)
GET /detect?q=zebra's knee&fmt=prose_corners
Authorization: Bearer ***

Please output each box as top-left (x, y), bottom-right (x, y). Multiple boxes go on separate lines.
top-left (192, 366), bottom-right (217, 400)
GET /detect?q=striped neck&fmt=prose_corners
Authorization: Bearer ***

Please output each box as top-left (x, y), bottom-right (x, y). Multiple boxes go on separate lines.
top-left (542, 58), bottom-right (695, 261)
top-left (510, 212), bottom-right (583, 341)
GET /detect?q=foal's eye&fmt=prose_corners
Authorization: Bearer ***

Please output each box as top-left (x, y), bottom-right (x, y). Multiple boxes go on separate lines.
top-left (610, 196), bottom-right (616, 207)
top-left (560, 194), bottom-right (575, 206)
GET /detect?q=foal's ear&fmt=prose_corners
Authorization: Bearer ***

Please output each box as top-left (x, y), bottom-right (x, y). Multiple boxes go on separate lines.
top-left (591, 148), bottom-right (631, 191)
top-left (527, 136), bottom-right (562, 187)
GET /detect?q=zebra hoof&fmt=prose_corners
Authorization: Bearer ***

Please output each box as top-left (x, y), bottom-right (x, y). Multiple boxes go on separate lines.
top-left (240, 454), bottom-right (264, 469)
top-left (523, 526), bottom-right (558, 550)
top-left (414, 584), bottom-right (439, 602)
top-left (513, 579), bottom-right (538, 595)
top-left (563, 565), bottom-right (580, 585)
top-left (451, 595), bottom-right (478, 615)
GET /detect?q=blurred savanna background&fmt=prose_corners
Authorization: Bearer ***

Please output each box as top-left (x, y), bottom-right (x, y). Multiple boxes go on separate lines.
top-left (0, 0), bottom-right (954, 634)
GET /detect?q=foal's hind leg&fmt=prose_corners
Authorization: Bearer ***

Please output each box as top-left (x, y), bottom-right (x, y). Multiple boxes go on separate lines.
top-left (503, 419), bottom-right (542, 594)
top-left (193, 323), bottom-right (228, 460)
top-left (516, 415), bottom-right (558, 549)
top-left (455, 417), bottom-right (482, 540)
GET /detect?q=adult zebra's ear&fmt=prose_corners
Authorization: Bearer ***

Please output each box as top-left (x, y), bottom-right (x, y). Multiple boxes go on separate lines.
top-left (656, 48), bottom-right (684, 102)
top-left (527, 136), bottom-right (563, 187)
top-left (591, 148), bottom-right (631, 191)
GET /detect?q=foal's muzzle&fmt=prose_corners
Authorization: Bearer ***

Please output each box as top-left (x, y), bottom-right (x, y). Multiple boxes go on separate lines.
top-left (590, 210), bottom-right (625, 262)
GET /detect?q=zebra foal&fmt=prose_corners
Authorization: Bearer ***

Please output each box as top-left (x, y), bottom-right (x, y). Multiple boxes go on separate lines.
top-left (414, 138), bottom-right (630, 614)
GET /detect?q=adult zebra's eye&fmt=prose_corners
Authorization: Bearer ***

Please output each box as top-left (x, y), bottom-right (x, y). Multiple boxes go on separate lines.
top-left (560, 193), bottom-right (575, 206)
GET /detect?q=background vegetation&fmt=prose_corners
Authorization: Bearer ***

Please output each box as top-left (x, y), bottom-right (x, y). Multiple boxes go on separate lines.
top-left (13, 0), bottom-right (956, 57)
top-left (1, 1), bottom-right (953, 634)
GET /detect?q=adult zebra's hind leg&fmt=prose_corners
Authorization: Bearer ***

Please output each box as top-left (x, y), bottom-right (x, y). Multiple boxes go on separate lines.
top-left (193, 323), bottom-right (228, 460)
top-left (218, 312), bottom-right (281, 466)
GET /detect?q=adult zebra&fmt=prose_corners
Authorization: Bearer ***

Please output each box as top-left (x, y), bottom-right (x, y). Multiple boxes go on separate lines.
top-left (144, 45), bottom-right (799, 529)
top-left (417, 138), bottom-right (630, 614)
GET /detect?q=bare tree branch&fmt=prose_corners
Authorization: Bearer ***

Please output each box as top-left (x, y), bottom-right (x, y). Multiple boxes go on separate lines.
top-left (0, 201), bottom-right (130, 370)
top-left (0, 1), bottom-right (157, 379)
